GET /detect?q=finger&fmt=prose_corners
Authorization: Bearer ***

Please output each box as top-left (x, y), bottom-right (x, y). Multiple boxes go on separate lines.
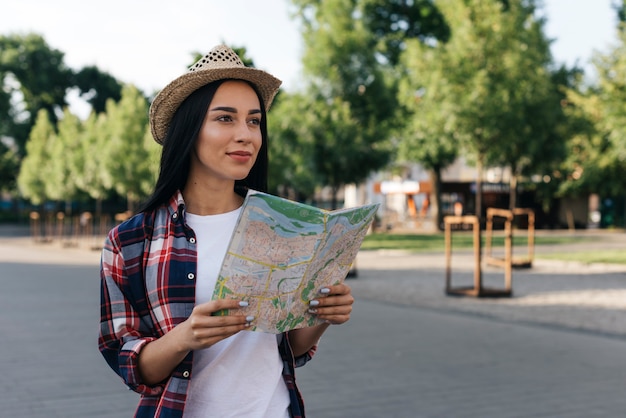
top-left (194, 299), bottom-right (250, 315)
top-left (314, 308), bottom-right (352, 325)
top-left (191, 312), bottom-right (254, 329)
top-left (310, 303), bottom-right (352, 316)
top-left (191, 323), bottom-right (251, 348)
top-left (188, 315), bottom-right (255, 348)
top-left (308, 300), bottom-right (353, 322)
top-left (192, 320), bottom-right (252, 340)
top-left (321, 283), bottom-right (352, 296)
top-left (317, 314), bottom-right (350, 325)
top-left (310, 293), bottom-right (354, 308)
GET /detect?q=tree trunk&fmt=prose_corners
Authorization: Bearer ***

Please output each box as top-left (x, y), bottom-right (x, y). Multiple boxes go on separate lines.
top-left (475, 155), bottom-right (484, 221)
top-left (430, 168), bottom-right (443, 231)
top-left (509, 164), bottom-right (518, 211)
top-left (330, 186), bottom-right (339, 210)
top-left (95, 198), bottom-right (103, 219)
top-left (127, 193), bottom-right (136, 214)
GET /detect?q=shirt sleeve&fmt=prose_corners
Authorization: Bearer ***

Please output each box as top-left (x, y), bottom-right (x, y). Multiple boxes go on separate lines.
top-left (278, 332), bottom-right (316, 368)
top-left (98, 230), bottom-right (163, 396)
top-left (294, 343), bottom-right (316, 368)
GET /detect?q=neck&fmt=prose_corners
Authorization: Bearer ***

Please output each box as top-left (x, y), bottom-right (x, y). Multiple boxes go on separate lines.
top-left (182, 181), bottom-right (243, 216)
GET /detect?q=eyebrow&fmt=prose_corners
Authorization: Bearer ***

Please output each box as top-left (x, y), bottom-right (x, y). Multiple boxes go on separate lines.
top-left (210, 106), bottom-right (262, 115)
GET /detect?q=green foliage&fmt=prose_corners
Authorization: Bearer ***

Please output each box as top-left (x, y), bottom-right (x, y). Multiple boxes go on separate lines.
top-left (290, 0), bottom-right (399, 206)
top-left (104, 84), bottom-right (157, 210)
top-left (73, 112), bottom-right (112, 202)
top-left (3, 6), bottom-right (626, 224)
top-left (615, 0), bottom-right (626, 24)
top-left (45, 108), bottom-right (82, 201)
top-left (561, 26), bottom-right (626, 198)
top-left (0, 33), bottom-right (73, 156)
top-left (397, 36), bottom-right (459, 226)
top-left (72, 66), bottom-right (123, 114)
top-left (397, 0), bottom-right (565, 214)
top-left (361, 0), bottom-right (450, 65)
top-left (437, 0), bottom-right (555, 162)
top-left (398, 37), bottom-right (458, 171)
top-left (0, 32), bottom-right (128, 199)
top-left (267, 92), bottom-right (319, 200)
top-left (0, 142), bottom-right (19, 193)
top-left (16, 109), bottom-right (54, 205)
top-left (308, 96), bottom-right (389, 190)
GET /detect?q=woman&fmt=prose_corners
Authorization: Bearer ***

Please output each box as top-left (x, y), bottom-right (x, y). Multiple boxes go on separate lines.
top-left (98, 45), bottom-right (354, 418)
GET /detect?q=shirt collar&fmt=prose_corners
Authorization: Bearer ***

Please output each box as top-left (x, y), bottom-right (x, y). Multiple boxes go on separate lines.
top-left (166, 190), bottom-right (187, 221)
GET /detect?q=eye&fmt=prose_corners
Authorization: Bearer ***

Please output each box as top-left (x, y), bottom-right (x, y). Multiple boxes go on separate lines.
top-left (248, 117), bottom-right (261, 126)
top-left (216, 115), bottom-right (233, 122)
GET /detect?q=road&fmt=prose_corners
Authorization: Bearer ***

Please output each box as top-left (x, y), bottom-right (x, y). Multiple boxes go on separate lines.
top-left (1, 232), bottom-right (625, 417)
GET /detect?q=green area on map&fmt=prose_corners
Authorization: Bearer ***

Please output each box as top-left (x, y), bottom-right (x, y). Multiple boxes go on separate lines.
top-left (212, 190), bottom-right (379, 333)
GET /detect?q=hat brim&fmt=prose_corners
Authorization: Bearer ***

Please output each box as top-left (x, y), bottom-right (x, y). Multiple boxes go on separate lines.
top-left (149, 67), bottom-right (282, 144)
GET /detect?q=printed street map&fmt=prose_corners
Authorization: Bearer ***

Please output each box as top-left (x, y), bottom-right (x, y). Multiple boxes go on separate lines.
top-left (212, 190), bottom-right (379, 333)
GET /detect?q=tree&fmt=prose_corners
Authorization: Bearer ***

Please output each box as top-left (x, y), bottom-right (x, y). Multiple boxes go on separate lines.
top-left (0, 33), bottom-right (127, 199)
top-left (72, 66), bottom-right (123, 114)
top-left (291, 0), bottom-right (396, 207)
top-left (403, 0), bottom-right (561, 217)
top-left (0, 33), bottom-right (73, 156)
top-left (559, 22), bottom-right (626, 226)
top-left (72, 112), bottom-right (112, 216)
top-left (484, 2), bottom-right (566, 211)
top-left (0, 142), bottom-right (19, 194)
top-left (361, 0), bottom-right (450, 65)
top-left (311, 95), bottom-right (387, 209)
top-left (45, 108), bottom-right (84, 211)
top-left (267, 92), bottom-right (319, 201)
top-left (615, 0), bottom-right (626, 24)
top-left (16, 109), bottom-right (55, 205)
top-left (103, 85), bottom-right (157, 212)
top-left (397, 38), bottom-right (459, 228)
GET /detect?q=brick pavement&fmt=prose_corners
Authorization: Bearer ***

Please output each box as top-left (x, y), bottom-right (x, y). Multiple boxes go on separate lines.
top-left (1, 229), bottom-right (625, 417)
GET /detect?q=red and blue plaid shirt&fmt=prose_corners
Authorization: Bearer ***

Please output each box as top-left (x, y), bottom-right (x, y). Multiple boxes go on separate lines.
top-left (99, 191), bottom-right (314, 417)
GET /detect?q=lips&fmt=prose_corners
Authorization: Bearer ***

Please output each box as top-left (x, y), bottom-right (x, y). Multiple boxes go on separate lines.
top-left (228, 151), bottom-right (252, 156)
top-left (227, 150), bottom-right (253, 162)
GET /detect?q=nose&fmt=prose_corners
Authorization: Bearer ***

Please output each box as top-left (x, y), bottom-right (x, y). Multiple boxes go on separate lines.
top-left (235, 120), bottom-right (253, 143)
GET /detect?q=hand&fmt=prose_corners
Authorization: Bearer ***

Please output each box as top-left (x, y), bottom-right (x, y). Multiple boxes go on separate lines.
top-left (181, 299), bottom-right (252, 351)
top-left (308, 284), bottom-right (354, 325)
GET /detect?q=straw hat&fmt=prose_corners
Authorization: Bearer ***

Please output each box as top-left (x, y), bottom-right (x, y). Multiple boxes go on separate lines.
top-left (149, 44), bottom-right (282, 144)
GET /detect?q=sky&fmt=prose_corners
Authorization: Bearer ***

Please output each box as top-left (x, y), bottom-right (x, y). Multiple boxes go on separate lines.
top-left (0, 0), bottom-right (620, 98)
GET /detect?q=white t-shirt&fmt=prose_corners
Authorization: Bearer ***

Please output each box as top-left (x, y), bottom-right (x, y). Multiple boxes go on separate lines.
top-left (183, 208), bottom-right (290, 418)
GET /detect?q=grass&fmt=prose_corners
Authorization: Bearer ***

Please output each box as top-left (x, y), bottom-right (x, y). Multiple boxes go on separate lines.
top-left (361, 232), bottom-right (626, 265)
top-left (538, 249), bottom-right (626, 265)
top-left (361, 232), bottom-right (588, 252)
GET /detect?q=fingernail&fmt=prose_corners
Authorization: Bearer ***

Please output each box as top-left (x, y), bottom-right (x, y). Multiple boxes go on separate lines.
top-left (319, 288), bottom-right (331, 294)
top-left (239, 301), bottom-right (249, 307)
top-left (308, 308), bottom-right (318, 314)
top-left (245, 316), bottom-right (255, 322)
top-left (309, 300), bottom-right (320, 307)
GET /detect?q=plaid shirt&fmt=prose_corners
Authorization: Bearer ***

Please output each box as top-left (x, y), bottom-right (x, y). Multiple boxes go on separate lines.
top-left (99, 191), bottom-right (313, 418)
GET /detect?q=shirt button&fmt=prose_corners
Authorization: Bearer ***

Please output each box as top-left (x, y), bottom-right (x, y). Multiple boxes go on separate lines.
top-left (182, 370), bottom-right (190, 378)
top-left (187, 273), bottom-right (195, 280)
top-left (172, 212), bottom-right (178, 220)
top-left (189, 237), bottom-right (196, 244)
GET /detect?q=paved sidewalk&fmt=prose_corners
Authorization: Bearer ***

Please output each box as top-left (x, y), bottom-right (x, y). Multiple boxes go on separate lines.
top-left (3, 230), bottom-right (625, 337)
top-left (351, 247), bottom-right (626, 339)
top-left (1, 229), bottom-right (625, 417)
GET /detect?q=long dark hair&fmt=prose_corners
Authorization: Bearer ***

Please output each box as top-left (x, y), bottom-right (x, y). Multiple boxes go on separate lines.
top-left (139, 79), bottom-right (269, 214)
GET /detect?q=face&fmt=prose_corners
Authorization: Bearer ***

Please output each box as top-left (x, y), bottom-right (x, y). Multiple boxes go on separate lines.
top-left (190, 80), bottom-right (263, 187)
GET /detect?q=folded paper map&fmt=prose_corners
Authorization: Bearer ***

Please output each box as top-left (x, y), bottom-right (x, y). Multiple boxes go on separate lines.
top-left (212, 190), bottom-right (379, 333)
